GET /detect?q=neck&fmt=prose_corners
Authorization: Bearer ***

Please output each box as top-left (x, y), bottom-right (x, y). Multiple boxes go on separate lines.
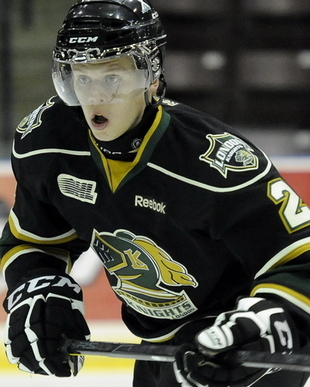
top-left (95, 105), bottom-right (158, 161)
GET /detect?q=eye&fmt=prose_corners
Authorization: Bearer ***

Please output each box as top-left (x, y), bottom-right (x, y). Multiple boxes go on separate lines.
top-left (105, 74), bottom-right (121, 84)
top-left (78, 75), bottom-right (91, 85)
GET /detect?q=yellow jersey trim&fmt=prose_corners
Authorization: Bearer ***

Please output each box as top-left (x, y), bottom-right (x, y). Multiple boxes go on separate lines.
top-left (251, 283), bottom-right (310, 313)
top-left (8, 210), bottom-right (77, 245)
top-left (255, 237), bottom-right (310, 278)
top-left (89, 106), bottom-right (163, 192)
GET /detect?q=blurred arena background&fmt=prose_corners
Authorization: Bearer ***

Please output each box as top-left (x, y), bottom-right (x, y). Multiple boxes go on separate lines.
top-left (1, 0), bottom-right (310, 385)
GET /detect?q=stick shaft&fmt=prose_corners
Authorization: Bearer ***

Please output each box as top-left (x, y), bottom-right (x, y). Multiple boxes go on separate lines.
top-left (224, 350), bottom-right (310, 373)
top-left (66, 340), bottom-right (177, 362)
top-left (66, 339), bottom-right (310, 372)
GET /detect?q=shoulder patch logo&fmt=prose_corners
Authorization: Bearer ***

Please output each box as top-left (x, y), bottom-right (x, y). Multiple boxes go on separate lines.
top-left (58, 174), bottom-right (98, 204)
top-left (199, 132), bottom-right (259, 177)
top-left (17, 98), bottom-right (55, 139)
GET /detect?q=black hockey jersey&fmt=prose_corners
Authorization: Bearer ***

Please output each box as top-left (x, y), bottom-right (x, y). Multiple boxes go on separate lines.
top-left (1, 96), bottom-right (310, 342)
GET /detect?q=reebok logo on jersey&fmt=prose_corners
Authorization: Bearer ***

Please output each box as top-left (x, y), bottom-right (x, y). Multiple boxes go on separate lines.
top-left (135, 195), bottom-right (166, 214)
top-left (58, 174), bottom-right (98, 204)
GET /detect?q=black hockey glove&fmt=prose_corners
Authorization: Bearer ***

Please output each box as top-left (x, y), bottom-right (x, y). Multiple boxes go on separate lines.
top-left (174, 297), bottom-right (298, 387)
top-left (3, 270), bottom-right (90, 377)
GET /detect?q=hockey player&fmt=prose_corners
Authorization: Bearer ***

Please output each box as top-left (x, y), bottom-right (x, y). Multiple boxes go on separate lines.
top-left (1, 1), bottom-right (310, 386)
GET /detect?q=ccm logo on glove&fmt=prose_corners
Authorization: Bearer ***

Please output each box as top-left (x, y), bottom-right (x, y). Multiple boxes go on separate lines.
top-left (6, 275), bottom-right (81, 311)
top-left (174, 297), bottom-right (298, 387)
top-left (274, 320), bottom-right (294, 349)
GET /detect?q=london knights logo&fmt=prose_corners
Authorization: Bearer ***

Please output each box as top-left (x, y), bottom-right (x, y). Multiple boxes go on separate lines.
top-left (17, 98), bottom-right (54, 139)
top-left (91, 229), bottom-right (198, 320)
top-left (199, 132), bottom-right (259, 178)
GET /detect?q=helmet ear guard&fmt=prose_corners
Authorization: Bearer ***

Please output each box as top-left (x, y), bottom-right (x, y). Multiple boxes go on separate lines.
top-left (146, 74), bottom-right (166, 108)
top-left (52, 0), bottom-right (167, 106)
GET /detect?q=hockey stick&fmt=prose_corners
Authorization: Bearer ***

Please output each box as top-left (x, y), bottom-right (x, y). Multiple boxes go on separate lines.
top-left (65, 339), bottom-right (310, 373)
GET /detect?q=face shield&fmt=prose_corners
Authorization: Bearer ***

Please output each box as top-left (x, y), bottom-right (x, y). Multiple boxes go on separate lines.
top-left (52, 52), bottom-right (152, 106)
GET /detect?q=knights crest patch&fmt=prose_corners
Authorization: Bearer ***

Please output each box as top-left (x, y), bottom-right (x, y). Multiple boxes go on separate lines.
top-left (17, 98), bottom-right (54, 139)
top-left (91, 229), bottom-right (198, 320)
top-left (199, 132), bottom-right (259, 177)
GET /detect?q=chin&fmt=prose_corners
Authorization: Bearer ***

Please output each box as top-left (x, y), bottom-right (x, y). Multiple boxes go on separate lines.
top-left (92, 129), bottom-right (118, 142)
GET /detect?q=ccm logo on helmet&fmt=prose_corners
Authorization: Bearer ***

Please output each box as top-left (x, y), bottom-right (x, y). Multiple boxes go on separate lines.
top-left (69, 36), bottom-right (99, 43)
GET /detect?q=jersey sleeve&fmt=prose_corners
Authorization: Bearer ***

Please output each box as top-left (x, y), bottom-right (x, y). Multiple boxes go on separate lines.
top-left (0, 182), bottom-right (89, 288)
top-left (0, 101), bottom-right (89, 289)
top-left (207, 148), bottom-right (310, 337)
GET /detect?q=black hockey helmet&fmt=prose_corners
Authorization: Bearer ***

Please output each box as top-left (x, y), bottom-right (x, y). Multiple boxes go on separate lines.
top-left (52, 0), bottom-right (167, 106)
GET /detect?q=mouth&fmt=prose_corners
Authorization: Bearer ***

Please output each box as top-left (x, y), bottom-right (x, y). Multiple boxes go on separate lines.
top-left (91, 114), bottom-right (108, 129)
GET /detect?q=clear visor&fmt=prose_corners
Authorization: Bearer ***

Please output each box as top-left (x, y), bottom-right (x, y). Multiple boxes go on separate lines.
top-left (52, 55), bottom-right (150, 106)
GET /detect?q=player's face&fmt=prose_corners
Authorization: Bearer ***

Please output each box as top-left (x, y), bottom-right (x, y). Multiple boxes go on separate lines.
top-left (72, 56), bottom-right (154, 141)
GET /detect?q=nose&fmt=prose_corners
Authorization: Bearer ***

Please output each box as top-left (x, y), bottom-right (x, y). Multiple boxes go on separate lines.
top-left (88, 87), bottom-right (109, 105)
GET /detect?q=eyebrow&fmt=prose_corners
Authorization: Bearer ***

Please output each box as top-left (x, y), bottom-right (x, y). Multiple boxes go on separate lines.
top-left (72, 62), bottom-right (129, 73)
top-left (106, 64), bottom-right (127, 71)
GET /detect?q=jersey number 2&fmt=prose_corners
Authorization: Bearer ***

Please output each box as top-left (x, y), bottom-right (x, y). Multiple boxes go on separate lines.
top-left (268, 178), bottom-right (310, 233)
